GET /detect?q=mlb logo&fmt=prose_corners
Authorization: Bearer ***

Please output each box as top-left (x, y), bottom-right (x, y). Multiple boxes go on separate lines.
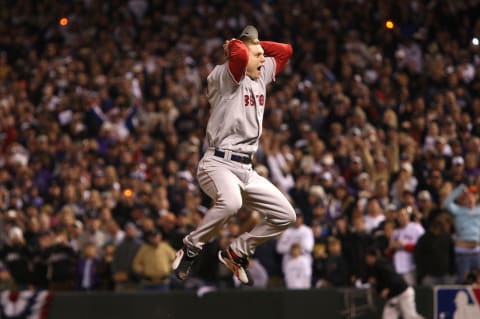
top-left (435, 286), bottom-right (480, 319)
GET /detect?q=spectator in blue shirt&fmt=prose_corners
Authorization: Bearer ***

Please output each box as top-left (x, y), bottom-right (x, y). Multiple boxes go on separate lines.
top-left (443, 184), bottom-right (480, 283)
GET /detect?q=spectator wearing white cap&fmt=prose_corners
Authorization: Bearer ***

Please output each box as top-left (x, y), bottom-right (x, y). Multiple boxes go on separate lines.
top-left (447, 156), bottom-right (467, 185)
top-left (318, 171), bottom-right (334, 192)
top-left (320, 153), bottom-right (337, 173)
top-left (416, 190), bottom-right (438, 229)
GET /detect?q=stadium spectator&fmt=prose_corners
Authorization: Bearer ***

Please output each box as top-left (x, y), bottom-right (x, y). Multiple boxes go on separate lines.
top-left (276, 210), bottom-right (314, 274)
top-left (132, 229), bottom-right (175, 291)
top-left (315, 236), bottom-right (350, 288)
top-left (415, 190), bottom-right (438, 229)
top-left (389, 207), bottom-right (425, 286)
top-left (76, 242), bottom-right (104, 291)
top-left (444, 184), bottom-right (480, 283)
top-left (45, 228), bottom-right (77, 291)
top-left (0, 227), bottom-right (32, 289)
top-left (414, 213), bottom-right (455, 286)
top-left (112, 222), bottom-right (141, 291)
top-left (342, 215), bottom-right (374, 285)
top-left (283, 243), bottom-right (312, 289)
top-left (364, 197), bottom-right (386, 234)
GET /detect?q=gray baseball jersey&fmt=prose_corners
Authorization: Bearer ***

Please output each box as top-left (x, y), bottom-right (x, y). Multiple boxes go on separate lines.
top-left (205, 57), bottom-right (276, 154)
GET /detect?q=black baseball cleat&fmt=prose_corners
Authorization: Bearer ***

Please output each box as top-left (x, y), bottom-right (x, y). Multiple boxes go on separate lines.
top-left (218, 247), bottom-right (254, 286)
top-left (172, 246), bottom-right (200, 281)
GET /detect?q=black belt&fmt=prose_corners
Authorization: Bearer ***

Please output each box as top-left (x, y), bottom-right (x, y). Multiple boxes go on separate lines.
top-left (214, 150), bottom-right (252, 164)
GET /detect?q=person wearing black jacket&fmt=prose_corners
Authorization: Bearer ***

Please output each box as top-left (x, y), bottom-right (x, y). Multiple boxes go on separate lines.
top-left (365, 248), bottom-right (424, 319)
top-left (414, 213), bottom-right (455, 286)
top-left (319, 236), bottom-right (350, 287)
top-left (112, 222), bottom-right (142, 291)
top-left (45, 228), bottom-right (78, 291)
top-left (0, 227), bottom-right (32, 289)
top-left (31, 231), bottom-right (53, 289)
top-left (343, 215), bottom-right (374, 283)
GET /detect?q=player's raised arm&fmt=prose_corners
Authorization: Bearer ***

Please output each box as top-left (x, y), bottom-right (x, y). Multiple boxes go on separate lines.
top-left (225, 39), bottom-right (249, 83)
top-left (260, 41), bottom-right (293, 75)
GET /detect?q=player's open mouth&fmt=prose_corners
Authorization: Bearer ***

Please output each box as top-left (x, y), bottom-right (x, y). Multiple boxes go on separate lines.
top-left (257, 66), bottom-right (262, 71)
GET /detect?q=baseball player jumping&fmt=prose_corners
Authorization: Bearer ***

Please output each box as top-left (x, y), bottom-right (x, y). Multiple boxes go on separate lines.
top-left (172, 25), bottom-right (295, 286)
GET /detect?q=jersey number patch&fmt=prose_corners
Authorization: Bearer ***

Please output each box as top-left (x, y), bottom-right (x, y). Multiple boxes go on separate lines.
top-left (244, 94), bottom-right (265, 107)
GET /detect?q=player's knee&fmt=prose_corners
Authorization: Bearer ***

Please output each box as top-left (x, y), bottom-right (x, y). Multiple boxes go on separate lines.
top-left (216, 196), bottom-right (243, 216)
top-left (277, 205), bottom-right (296, 226)
top-left (285, 206), bottom-right (296, 225)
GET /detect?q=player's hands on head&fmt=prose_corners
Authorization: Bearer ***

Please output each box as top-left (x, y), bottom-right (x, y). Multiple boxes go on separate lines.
top-left (223, 38), bottom-right (235, 57)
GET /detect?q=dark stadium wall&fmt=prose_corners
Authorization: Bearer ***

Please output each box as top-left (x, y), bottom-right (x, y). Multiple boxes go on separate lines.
top-left (47, 287), bottom-right (433, 319)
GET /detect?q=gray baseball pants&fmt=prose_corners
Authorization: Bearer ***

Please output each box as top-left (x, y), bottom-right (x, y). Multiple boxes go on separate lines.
top-left (183, 149), bottom-right (296, 257)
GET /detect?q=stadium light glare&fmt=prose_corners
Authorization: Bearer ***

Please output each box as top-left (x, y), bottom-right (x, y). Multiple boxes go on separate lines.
top-left (59, 17), bottom-right (68, 26)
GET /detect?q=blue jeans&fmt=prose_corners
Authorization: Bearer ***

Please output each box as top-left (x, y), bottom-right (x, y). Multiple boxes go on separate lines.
top-left (455, 252), bottom-right (480, 283)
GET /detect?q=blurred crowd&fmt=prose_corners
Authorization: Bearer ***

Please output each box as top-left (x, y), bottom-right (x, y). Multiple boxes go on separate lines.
top-left (0, 0), bottom-right (480, 292)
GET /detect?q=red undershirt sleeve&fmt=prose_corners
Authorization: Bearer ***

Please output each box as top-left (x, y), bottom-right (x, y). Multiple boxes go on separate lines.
top-left (404, 243), bottom-right (416, 252)
top-left (227, 40), bottom-right (249, 83)
top-left (260, 41), bottom-right (293, 75)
